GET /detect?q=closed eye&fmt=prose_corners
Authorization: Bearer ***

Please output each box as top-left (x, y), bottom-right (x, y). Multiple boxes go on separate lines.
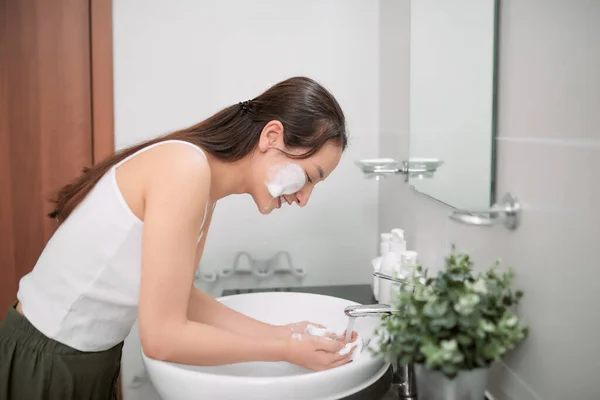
top-left (305, 172), bottom-right (313, 184)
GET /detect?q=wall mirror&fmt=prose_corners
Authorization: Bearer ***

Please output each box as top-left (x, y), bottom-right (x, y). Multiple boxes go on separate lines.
top-left (408, 0), bottom-right (499, 209)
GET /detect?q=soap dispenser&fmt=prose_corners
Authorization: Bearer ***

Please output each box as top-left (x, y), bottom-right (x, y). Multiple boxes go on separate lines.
top-left (390, 229), bottom-right (407, 258)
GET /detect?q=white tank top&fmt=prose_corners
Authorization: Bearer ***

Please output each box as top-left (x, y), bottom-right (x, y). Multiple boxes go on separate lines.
top-left (17, 140), bottom-right (212, 352)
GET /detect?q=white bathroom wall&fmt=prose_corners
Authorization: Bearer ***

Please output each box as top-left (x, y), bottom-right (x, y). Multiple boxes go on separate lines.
top-left (113, 0), bottom-right (380, 288)
top-left (379, 1), bottom-right (600, 399)
top-left (113, 1), bottom-right (380, 399)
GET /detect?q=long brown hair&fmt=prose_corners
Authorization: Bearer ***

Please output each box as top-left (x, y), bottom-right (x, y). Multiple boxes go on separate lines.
top-left (49, 76), bottom-right (348, 223)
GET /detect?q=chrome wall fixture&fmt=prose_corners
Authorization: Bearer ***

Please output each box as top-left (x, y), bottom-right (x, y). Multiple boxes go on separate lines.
top-left (355, 158), bottom-right (443, 182)
top-left (449, 192), bottom-right (521, 230)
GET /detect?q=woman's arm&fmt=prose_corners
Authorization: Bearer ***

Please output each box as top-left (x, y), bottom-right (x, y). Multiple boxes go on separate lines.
top-left (187, 201), bottom-right (288, 340)
top-left (188, 288), bottom-right (289, 340)
top-left (137, 144), bottom-right (287, 364)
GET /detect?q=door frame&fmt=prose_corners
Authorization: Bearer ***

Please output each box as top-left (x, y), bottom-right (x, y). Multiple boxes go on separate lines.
top-left (90, 1), bottom-right (120, 396)
top-left (90, 0), bottom-right (115, 162)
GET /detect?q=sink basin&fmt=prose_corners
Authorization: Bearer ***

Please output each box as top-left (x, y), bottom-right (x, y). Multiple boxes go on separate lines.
top-left (141, 292), bottom-right (389, 400)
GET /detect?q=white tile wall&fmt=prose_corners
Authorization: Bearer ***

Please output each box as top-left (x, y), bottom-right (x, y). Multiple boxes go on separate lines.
top-left (379, 1), bottom-right (600, 399)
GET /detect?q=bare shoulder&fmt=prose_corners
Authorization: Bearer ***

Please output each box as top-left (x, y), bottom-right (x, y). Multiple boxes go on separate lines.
top-left (116, 141), bottom-right (211, 221)
top-left (141, 141), bottom-right (211, 206)
top-left (143, 141), bottom-right (210, 184)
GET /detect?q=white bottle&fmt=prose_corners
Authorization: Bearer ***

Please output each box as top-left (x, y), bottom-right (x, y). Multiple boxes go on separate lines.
top-left (378, 252), bottom-right (398, 305)
top-left (390, 229), bottom-right (407, 259)
top-left (391, 250), bottom-right (419, 296)
top-left (384, 229), bottom-right (407, 304)
top-left (372, 257), bottom-right (382, 301)
top-left (400, 251), bottom-right (418, 274)
top-left (380, 233), bottom-right (392, 256)
top-left (373, 234), bottom-right (392, 300)
top-left (378, 228), bottom-right (408, 305)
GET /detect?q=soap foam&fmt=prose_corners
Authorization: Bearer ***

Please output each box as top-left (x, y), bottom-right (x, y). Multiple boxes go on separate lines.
top-left (338, 338), bottom-right (364, 358)
top-left (305, 324), bottom-right (364, 361)
top-left (266, 163), bottom-right (306, 198)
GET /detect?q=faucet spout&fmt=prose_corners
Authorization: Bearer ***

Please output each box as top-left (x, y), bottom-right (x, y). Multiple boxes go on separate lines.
top-left (344, 303), bottom-right (395, 318)
top-left (373, 271), bottom-right (409, 284)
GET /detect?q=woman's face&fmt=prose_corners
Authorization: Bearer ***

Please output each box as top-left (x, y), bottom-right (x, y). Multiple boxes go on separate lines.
top-left (250, 121), bottom-right (343, 215)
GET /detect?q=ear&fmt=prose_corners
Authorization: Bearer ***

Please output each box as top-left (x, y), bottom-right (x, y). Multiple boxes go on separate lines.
top-left (257, 120), bottom-right (285, 153)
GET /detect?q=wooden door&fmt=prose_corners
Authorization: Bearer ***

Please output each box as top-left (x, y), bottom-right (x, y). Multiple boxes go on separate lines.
top-left (0, 0), bottom-right (114, 317)
top-left (1, 1), bottom-right (117, 396)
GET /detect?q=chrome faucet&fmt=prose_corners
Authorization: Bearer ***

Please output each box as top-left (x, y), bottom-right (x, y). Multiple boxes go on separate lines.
top-left (341, 272), bottom-right (418, 400)
top-left (373, 271), bottom-right (410, 284)
top-left (344, 303), bottom-right (395, 318)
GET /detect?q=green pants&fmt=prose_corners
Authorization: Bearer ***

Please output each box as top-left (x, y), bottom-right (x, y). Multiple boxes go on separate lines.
top-left (0, 303), bottom-right (123, 400)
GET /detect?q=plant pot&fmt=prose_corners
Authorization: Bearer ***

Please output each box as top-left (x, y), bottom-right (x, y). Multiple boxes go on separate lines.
top-left (414, 365), bottom-right (490, 400)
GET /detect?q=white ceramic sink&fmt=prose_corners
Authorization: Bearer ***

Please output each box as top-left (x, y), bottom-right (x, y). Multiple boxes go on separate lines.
top-left (142, 292), bottom-right (389, 400)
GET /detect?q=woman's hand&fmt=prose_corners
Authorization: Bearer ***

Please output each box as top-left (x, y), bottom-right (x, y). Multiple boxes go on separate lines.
top-left (283, 335), bottom-right (355, 371)
top-left (339, 330), bottom-right (359, 342)
top-left (285, 321), bottom-right (324, 336)
top-left (268, 321), bottom-right (318, 339)
top-left (272, 321), bottom-right (359, 342)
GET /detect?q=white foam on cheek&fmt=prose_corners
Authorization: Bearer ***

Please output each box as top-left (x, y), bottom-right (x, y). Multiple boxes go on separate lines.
top-left (266, 163), bottom-right (306, 198)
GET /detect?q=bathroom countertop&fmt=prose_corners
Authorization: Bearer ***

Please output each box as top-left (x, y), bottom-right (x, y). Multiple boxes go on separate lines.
top-left (222, 284), bottom-right (398, 400)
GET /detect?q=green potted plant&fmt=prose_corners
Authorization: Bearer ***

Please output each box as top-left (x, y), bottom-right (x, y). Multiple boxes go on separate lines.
top-left (373, 246), bottom-right (528, 400)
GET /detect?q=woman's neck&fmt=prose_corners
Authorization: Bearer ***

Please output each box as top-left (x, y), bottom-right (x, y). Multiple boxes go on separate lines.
top-left (204, 153), bottom-right (253, 200)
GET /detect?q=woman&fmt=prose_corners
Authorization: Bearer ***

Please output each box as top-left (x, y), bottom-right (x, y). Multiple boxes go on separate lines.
top-left (0, 76), bottom-right (355, 399)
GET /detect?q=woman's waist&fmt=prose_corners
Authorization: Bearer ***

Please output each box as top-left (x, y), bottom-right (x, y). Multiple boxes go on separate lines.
top-left (3, 301), bottom-right (124, 357)
top-left (17, 296), bottom-right (136, 352)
